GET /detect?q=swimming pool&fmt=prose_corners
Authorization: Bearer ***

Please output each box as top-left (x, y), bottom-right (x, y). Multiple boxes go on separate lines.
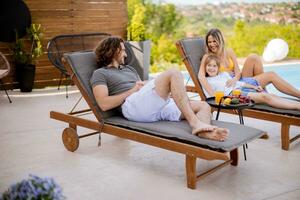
top-left (264, 63), bottom-right (300, 98)
top-left (182, 62), bottom-right (300, 98)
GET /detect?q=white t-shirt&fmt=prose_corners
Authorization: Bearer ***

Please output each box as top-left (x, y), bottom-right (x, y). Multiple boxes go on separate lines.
top-left (204, 72), bottom-right (245, 97)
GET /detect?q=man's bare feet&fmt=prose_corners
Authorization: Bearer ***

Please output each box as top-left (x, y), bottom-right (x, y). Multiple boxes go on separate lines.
top-left (194, 128), bottom-right (229, 142)
top-left (191, 124), bottom-right (217, 135)
top-left (190, 121), bottom-right (229, 142)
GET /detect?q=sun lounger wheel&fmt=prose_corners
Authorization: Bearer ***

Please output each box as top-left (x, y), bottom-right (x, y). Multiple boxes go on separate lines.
top-left (62, 127), bottom-right (79, 152)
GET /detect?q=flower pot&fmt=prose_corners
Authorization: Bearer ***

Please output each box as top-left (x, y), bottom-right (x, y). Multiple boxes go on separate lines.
top-left (16, 64), bottom-right (36, 92)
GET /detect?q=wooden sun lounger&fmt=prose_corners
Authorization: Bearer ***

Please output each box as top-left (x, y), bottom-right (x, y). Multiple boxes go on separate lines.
top-left (176, 38), bottom-right (300, 151)
top-left (50, 50), bottom-right (264, 189)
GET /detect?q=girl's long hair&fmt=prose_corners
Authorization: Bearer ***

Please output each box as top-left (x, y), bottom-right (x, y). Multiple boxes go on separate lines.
top-left (94, 36), bottom-right (124, 67)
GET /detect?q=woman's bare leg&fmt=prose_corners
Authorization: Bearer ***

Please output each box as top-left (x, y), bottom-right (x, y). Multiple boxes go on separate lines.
top-left (242, 54), bottom-right (264, 77)
top-left (248, 93), bottom-right (300, 110)
top-left (254, 71), bottom-right (300, 99)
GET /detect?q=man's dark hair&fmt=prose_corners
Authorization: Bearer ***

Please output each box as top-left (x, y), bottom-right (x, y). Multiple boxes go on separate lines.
top-left (94, 36), bottom-right (124, 67)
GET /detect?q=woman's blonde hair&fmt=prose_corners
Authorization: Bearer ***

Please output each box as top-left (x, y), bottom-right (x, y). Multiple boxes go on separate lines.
top-left (205, 28), bottom-right (225, 55)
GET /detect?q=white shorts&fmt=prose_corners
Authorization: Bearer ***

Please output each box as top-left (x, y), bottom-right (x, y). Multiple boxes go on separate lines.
top-left (121, 79), bottom-right (181, 122)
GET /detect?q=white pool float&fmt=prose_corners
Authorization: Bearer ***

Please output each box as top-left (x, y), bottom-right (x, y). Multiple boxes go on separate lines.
top-left (263, 38), bottom-right (289, 62)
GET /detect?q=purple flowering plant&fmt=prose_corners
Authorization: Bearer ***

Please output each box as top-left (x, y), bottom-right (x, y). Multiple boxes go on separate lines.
top-left (1, 174), bottom-right (65, 200)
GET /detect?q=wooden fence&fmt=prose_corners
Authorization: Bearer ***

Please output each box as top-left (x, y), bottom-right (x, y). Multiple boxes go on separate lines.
top-left (0, 0), bottom-right (127, 89)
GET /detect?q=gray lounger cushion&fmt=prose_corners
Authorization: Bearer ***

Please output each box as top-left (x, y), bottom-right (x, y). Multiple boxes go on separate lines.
top-left (179, 38), bottom-right (300, 117)
top-left (64, 51), bottom-right (264, 152)
top-left (251, 101), bottom-right (300, 117)
top-left (105, 116), bottom-right (263, 152)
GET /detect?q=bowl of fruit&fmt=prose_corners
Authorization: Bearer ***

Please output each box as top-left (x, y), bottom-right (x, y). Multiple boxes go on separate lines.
top-left (221, 95), bottom-right (254, 109)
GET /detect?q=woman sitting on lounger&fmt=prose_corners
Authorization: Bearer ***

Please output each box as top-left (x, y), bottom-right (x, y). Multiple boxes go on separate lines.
top-left (198, 28), bottom-right (300, 99)
top-left (204, 54), bottom-right (300, 110)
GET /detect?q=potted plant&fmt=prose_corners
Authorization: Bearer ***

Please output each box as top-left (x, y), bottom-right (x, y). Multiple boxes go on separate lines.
top-left (13, 24), bottom-right (43, 92)
top-left (126, 4), bottom-right (151, 80)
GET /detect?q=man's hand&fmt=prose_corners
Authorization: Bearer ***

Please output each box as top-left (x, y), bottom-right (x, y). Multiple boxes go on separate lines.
top-left (131, 81), bottom-right (145, 93)
top-left (226, 78), bottom-right (238, 87)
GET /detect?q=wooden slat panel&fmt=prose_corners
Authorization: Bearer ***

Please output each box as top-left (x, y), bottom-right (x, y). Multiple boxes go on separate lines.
top-left (30, 10), bottom-right (72, 17)
top-left (72, 10), bottom-right (127, 18)
top-left (0, 0), bottom-right (127, 90)
top-left (71, 2), bottom-right (126, 10)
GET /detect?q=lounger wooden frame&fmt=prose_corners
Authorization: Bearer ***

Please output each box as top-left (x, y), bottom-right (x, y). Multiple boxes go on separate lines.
top-left (50, 58), bottom-right (239, 189)
top-left (176, 40), bottom-right (300, 151)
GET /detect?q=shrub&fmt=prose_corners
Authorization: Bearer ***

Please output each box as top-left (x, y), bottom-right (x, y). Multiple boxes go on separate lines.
top-left (127, 4), bottom-right (146, 41)
top-left (1, 174), bottom-right (65, 200)
top-left (13, 24), bottom-right (43, 65)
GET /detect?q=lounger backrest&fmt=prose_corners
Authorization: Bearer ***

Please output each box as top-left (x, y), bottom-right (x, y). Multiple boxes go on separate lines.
top-left (64, 51), bottom-right (118, 120)
top-left (176, 38), bottom-right (207, 100)
top-left (47, 33), bottom-right (111, 75)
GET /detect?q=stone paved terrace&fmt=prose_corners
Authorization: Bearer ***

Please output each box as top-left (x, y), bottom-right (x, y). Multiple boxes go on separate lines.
top-left (0, 86), bottom-right (300, 200)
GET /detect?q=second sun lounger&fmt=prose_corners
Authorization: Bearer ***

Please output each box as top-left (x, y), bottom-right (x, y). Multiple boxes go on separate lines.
top-left (176, 38), bottom-right (300, 151)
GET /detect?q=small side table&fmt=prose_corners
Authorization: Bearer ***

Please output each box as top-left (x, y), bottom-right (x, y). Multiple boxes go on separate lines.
top-left (206, 97), bottom-right (255, 161)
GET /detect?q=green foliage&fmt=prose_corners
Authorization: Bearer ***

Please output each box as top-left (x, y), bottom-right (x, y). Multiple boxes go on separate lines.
top-left (291, 2), bottom-right (300, 10)
top-left (13, 24), bottom-right (43, 65)
top-left (127, 0), bottom-right (144, 21)
top-left (127, 1), bottom-right (183, 72)
top-left (150, 61), bottom-right (185, 74)
top-left (228, 21), bottom-right (300, 58)
top-left (127, 4), bottom-right (146, 41)
top-left (151, 34), bottom-right (181, 64)
top-left (128, 2), bottom-right (300, 73)
top-left (145, 3), bottom-right (183, 72)
top-left (144, 3), bottom-right (183, 42)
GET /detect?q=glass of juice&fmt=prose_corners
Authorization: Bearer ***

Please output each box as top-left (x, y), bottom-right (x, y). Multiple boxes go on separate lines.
top-left (214, 91), bottom-right (225, 104)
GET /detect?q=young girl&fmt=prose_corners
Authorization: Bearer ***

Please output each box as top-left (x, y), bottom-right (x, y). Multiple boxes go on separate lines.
top-left (204, 54), bottom-right (300, 110)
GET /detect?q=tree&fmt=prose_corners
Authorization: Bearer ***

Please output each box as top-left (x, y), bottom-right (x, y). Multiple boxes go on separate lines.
top-left (127, 0), bottom-right (144, 21)
top-left (127, 4), bottom-right (146, 41)
top-left (228, 21), bottom-right (300, 58)
top-left (144, 3), bottom-right (182, 42)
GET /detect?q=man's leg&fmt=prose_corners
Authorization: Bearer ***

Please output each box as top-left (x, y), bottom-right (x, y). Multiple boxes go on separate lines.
top-left (189, 101), bottom-right (228, 141)
top-left (154, 68), bottom-right (228, 141)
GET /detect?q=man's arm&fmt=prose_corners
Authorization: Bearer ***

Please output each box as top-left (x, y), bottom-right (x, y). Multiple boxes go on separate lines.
top-left (92, 82), bottom-right (144, 111)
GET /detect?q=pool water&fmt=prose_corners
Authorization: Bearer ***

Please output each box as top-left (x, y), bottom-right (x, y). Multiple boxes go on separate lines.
top-left (264, 63), bottom-right (300, 98)
top-left (183, 62), bottom-right (300, 98)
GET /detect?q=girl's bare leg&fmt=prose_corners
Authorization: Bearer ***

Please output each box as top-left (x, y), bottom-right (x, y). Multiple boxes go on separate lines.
top-left (242, 54), bottom-right (264, 77)
top-left (254, 71), bottom-right (300, 99)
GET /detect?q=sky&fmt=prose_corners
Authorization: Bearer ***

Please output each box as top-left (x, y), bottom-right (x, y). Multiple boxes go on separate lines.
top-left (152, 0), bottom-right (300, 5)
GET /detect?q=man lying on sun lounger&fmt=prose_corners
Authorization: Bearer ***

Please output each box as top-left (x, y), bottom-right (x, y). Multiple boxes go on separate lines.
top-left (90, 36), bottom-right (229, 142)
